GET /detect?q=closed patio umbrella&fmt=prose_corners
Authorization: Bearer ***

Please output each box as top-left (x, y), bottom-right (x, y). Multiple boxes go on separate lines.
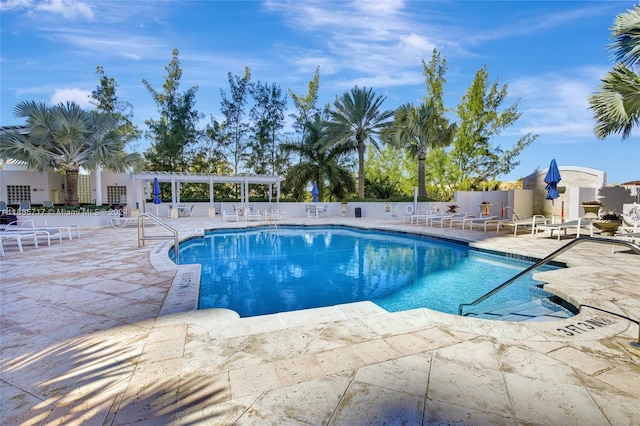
top-left (311, 181), bottom-right (319, 203)
top-left (152, 177), bottom-right (162, 216)
top-left (544, 159), bottom-right (561, 222)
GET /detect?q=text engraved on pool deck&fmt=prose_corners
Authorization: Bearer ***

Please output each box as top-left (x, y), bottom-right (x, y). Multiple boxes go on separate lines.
top-left (556, 316), bottom-right (617, 336)
top-left (177, 272), bottom-right (193, 295)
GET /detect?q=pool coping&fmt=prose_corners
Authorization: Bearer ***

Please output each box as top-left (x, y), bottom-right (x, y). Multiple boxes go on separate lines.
top-left (151, 222), bottom-right (632, 342)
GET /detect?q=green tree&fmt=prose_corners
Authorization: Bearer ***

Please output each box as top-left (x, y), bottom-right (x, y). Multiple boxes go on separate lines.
top-left (325, 86), bottom-right (394, 199)
top-left (0, 101), bottom-right (142, 205)
top-left (143, 49), bottom-right (202, 172)
top-left (289, 66), bottom-right (320, 162)
top-left (90, 66), bottom-right (142, 149)
top-left (248, 81), bottom-right (287, 176)
top-left (443, 66), bottom-right (536, 195)
top-left (385, 101), bottom-right (456, 198)
top-left (220, 67), bottom-right (252, 175)
top-left (364, 145), bottom-right (415, 199)
top-left (283, 118), bottom-right (355, 201)
top-left (589, 5), bottom-right (640, 140)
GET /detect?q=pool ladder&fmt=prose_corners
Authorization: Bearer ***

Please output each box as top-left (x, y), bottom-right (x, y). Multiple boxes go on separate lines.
top-left (137, 212), bottom-right (180, 262)
top-left (458, 236), bottom-right (640, 347)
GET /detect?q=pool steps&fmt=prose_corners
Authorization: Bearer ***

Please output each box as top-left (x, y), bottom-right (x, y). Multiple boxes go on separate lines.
top-left (464, 299), bottom-right (572, 322)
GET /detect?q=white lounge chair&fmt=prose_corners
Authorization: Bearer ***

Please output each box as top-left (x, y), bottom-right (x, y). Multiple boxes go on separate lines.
top-left (465, 215), bottom-right (499, 231)
top-left (306, 204), bottom-right (318, 219)
top-left (0, 231), bottom-right (39, 256)
top-left (429, 213), bottom-right (460, 228)
top-left (21, 219), bottom-right (81, 240)
top-left (316, 204), bottom-right (329, 218)
top-left (534, 218), bottom-right (593, 240)
top-left (223, 210), bottom-right (239, 222)
top-left (448, 212), bottom-right (476, 229)
top-left (179, 205), bottom-right (195, 217)
top-left (493, 215), bottom-right (548, 235)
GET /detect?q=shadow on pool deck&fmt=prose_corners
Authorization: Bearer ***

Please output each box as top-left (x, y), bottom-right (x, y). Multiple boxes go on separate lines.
top-left (1, 216), bottom-right (639, 425)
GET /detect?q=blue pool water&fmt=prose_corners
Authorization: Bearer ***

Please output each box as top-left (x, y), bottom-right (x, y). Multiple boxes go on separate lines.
top-left (172, 226), bottom-right (558, 318)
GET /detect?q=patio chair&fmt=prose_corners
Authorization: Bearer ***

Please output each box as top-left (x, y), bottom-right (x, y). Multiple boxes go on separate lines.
top-left (179, 204), bottom-right (194, 217)
top-left (223, 210), bottom-right (239, 222)
top-left (316, 205), bottom-right (329, 218)
top-left (18, 201), bottom-right (31, 211)
top-left (16, 219), bottom-right (80, 240)
top-left (306, 204), bottom-right (318, 219)
top-left (43, 201), bottom-right (54, 207)
top-left (534, 218), bottom-right (593, 240)
top-left (448, 212), bottom-right (476, 229)
top-left (0, 231), bottom-right (39, 256)
top-left (463, 214), bottom-right (498, 230)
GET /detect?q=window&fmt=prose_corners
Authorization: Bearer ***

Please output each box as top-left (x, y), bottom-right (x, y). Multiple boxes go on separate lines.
top-left (7, 185), bottom-right (31, 204)
top-left (107, 186), bottom-right (127, 205)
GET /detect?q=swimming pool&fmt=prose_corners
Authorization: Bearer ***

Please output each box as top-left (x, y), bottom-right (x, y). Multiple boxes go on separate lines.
top-left (172, 226), bottom-right (560, 318)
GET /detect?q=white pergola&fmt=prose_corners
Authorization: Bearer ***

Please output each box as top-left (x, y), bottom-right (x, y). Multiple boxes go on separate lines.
top-left (132, 171), bottom-right (283, 209)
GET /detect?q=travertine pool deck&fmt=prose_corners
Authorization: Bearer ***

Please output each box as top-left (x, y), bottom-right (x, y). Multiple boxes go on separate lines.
top-left (1, 216), bottom-right (639, 425)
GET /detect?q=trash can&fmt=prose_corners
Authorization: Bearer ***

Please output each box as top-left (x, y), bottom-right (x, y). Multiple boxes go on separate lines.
top-left (355, 207), bottom-right (362, 218)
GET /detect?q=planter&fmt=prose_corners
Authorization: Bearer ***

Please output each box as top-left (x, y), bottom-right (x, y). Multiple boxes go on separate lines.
top-left (479, 204), bottom-right (492, 215)
top-left (340, 204), bottom-right (348, 217)
top-left (593, 220), bottom-right (622, 236)
top-left (581, 204), bottom-right (600, 221)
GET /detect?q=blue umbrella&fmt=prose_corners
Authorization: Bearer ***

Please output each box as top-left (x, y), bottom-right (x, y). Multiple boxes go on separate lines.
top-left (544, 159), bottom-right (561, 220)
top-left (311, 181), bottom-right (319, 202)
top-left (152, 177), bottom-right (162, 216)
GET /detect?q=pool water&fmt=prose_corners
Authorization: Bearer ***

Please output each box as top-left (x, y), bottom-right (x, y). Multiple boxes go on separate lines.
top-left (173, 226), bottom-right (558, 318)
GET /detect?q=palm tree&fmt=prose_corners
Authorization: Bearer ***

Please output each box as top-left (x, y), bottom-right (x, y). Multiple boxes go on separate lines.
top-left (282, 118), bottom-right (355, 201)
top-left (589, 5), bottom-right (640, 140)
top-left (384, 101), bottom-right (456, 198)
top-left (0, 101), bottom-right (143, 205)
top-left (325, 86), bottom-right (394, 199)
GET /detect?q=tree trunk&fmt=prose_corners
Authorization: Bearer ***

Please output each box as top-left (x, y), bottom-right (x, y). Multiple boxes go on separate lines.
top-left (418, 155), bottom-right (427, 198)
top-left (358, 139), bottom-right (365, 199)
top-left (65, 168), bottom-right (80, 206)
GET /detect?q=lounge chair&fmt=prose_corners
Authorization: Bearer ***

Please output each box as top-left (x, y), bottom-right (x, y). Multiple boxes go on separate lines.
top-left (493, 215), bottom-right (548, 235)
top-left (534, 218), bottom-right (593, 240)
top-left (306, 204), bottom-right (318, 219)
top-left (110, 216), bottom-right (139, 228)
top-left (612, 231), bottom-right (640, 253)
top-left (429, 213), bottom-right (460, 228)
top-left (465, 215), bottom-right (499, 231)
top-left (448, 212), bottom-right (476, 229)
top-left (22, 219), bottom-right (81, 240)
top-left (223, 210), bottom-right (239, 222)
top-left (179, 205), bottom-right (194, 217)
top-left (0, 231), bottom-right (39, 256)
top-left (0, 226), bottom-right (59, 246)
top-left (316, 204), bottom-right (329, 218)
top-left (246, 210), bottom-right (262, 221)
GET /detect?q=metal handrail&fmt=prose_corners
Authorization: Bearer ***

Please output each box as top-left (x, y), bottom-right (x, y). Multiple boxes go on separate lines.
top-left (458, 236), bottom-right (640, 316)
top-left (137, 213), bottom-right (180, 262)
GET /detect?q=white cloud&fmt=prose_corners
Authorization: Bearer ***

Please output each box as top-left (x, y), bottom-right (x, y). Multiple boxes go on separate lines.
top-left (1, 0), bottom-right (94, 19)
top-left (50, 88), bottom-right (92, 107)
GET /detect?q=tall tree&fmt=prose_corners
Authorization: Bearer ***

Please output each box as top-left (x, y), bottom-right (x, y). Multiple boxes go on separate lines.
top-left (385, 101), bottom-right (456, 198)
top-left (589, 5), bottom-right (640, 140)
top-left (90, 66), bottom-right (142, 149)
top-left (289, 66), bottom-right (320, 162)
top-left (283, 117), bottom-right (355, 201)
top-left (142, 49), bottom-right (202, 172)
top-left (0, 101), bottom-right (142, 205)
top-left (248, 81), bottom-right (287, 175)
top-left (220, 67), bottom-right (252, 175)
top-left (325, 86), bottom-right (394, 198)
top-left (428, 66), bottom-right (536, 199)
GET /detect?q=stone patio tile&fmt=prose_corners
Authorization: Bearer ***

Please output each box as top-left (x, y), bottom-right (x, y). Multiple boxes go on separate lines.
top-left (329, 381), bottom-right (424, 425)
top-left (384, 331), bottom-right (438, 355)
top-left (504, 372), bottom-right (609, 425)
top-left (238, 377), bottom-right (351, 425)
top-left (546, 345), bottom-right (615, 375)
top-left (228, 362), bottom-right (281, 398)
top-left (589, 389), bottom-right (640, 425)
top-left (351, 338), bottom-right (402, 365)
top-left (499, 345), bottom-right (583, 386)
top-left (353, 353), bottom-right (432, 396)
top-left (423, 398), bottom-right (517, 425)
top-left (273, 353), bottom-right (323, 386)
top-left (427, 357), bottom-right (511, 415)
top-left (315, 345), bottom-right (365, 376)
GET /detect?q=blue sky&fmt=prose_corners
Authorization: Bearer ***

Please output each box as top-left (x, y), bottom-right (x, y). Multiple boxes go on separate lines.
top-left (1, 0), bottom-right (638, 184)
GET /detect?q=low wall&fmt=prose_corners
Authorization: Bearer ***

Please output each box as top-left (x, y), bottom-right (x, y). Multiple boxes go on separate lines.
top-left (15, 212), bottom-right (116, 229)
